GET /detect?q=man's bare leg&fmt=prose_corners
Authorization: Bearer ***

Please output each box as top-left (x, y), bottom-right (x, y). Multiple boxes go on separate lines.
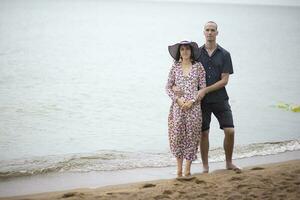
top-left (200, 130), bottom-right (209, 173)
top-left (223, 128), bottom-right (240, 172)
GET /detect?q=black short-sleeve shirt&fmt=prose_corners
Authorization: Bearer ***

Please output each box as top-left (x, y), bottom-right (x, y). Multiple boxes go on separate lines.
top-left (196, 44), bottom-right (234, 103)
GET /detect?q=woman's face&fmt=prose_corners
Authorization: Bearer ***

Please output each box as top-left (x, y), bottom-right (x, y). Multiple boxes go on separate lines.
top-left (179, 45), bottom-right (192, 60)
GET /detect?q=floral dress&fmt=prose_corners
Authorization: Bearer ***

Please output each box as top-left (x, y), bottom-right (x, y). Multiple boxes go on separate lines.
top-left (166, 62), bottom-right (206, 161)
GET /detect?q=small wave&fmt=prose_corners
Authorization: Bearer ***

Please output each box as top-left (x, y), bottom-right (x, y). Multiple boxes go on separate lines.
top-left (0, 139), bottom-right (299, 179)
top-left (207, 139), bottom-right (300, 162)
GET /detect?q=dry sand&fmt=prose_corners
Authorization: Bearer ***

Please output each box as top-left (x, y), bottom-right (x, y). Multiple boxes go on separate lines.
top-left (2, 159), bottom-right (300, 200)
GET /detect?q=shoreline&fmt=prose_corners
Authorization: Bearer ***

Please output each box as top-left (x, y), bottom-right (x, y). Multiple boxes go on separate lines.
top-left (0, 150), bottom-right (299, 198)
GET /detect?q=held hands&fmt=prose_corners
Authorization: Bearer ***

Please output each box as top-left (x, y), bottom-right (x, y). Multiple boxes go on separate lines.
top-left (176, 97), bottom-right (193, 111)
top-left (176, 97), bottom-right (185, 107)
top-left (173, 86), bottom-right (194, 111)
top-left (182, 100), bottom-right (193, 111)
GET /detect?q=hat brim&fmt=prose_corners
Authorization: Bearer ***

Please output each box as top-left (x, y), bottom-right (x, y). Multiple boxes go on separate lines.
top-left (168, 41), bottom-right (200, 61)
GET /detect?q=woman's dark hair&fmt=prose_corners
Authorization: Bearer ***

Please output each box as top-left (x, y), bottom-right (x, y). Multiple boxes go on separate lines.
top-left (175, 44), bottom-right (196, 64)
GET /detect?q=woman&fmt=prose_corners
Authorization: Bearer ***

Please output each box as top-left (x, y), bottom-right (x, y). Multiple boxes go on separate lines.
top-left (166, 40), bottom-right (206, 178)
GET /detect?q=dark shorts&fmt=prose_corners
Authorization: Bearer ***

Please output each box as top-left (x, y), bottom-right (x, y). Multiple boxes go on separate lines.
top-left (201, 100), bottom-right (234, 131)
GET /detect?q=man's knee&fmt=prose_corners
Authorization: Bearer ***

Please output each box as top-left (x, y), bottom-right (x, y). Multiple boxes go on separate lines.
top-left (224, 128), bottom-right (234, 136)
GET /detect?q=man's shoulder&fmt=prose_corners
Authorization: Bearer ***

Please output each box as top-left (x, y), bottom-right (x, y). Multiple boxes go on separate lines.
top-left (217, 45), bottom-right (231, 55)
top-left (198, 44), bottom-right (230, 54)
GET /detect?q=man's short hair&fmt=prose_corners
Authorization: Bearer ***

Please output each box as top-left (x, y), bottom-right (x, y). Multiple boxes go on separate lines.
top-left (204, 21), bottom-right (218, 30)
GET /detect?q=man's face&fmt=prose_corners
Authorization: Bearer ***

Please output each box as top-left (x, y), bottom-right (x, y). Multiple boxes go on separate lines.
top-left (203, 23), bottom-right (218, 42)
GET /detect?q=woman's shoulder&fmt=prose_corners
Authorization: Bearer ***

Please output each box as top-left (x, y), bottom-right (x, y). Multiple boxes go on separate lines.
top-left (193, 62), bottom-right (206, 74)
top-left (171, 61), bottom-right (180, 69)
top-left (193, 61), bottom-right (204, 68)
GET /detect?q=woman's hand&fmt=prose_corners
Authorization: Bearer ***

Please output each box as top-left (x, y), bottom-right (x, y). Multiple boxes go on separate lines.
top-left (182, 100), bottom-right (193, 111)
top-left (176, 97), bottom-right (185, 107)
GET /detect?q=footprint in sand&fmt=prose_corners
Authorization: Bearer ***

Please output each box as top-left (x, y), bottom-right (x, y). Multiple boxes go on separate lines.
top-left (261, 178), bottom-right (273, 184)
top-left (280, 172), bottom-right (289, 176)
top-left (277, 193), bottom-right (287, 198)
top-left (62, 192), bottom-right (76, 198)
top-left (279, 180), bottom-right (289, 185)
top-left (293, 169), bottom-right (300, 174)
top-left (284, 177), bottom-right (294, 181)
top-left (154, 194), bottom-right (171, 199)
top-left (176, 176), bottom-right (196, 181)
top-left (250, 167), bottom-right (265, 170)
top-left (286, 187), bottom-right (297, 192)
top-left (236, 184), bottom-right (248, 189)
top-left (227, 193), bottom-right (243, 200)
top-left (142, 183), bottom-right (156, 188)
top-left (249, 192), bottom-right (258, 198)
top-left (62, 192), bottom-right (84, 198)
top-left (229, 176), bottom-right (245, 181)
top-left (197, 193), bottom-right (208, 197)
top-left (117, 192), bottom-right (130, 195)
top-left (194, 179), bottom-right (206, 184)
top-left (294, 181), bottom-right (300, 185)
top-left (163, 190), bottom-right (173, 195)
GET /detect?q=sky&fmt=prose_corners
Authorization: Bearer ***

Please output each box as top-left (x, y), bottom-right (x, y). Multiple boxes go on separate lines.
top-left (140, 0), bottom-right (300, 6)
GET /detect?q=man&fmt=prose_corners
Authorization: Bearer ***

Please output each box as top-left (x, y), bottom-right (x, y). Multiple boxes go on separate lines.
top-left (196, 21), bottom-right (240, 173)
top-left (173, 21), bottom-right (240, 173)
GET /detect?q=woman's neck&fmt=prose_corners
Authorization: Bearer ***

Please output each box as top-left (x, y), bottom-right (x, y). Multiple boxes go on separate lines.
top-left (181, 59), bottom-right (192, 65)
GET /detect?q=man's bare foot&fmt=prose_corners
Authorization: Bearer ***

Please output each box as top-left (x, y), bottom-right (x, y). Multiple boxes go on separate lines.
top-left (202, 165), bottom-right (209, 173)
top-left (184, 172), bottom-right (191, 177)
top-left (226, 163), bottom-right (241, 173)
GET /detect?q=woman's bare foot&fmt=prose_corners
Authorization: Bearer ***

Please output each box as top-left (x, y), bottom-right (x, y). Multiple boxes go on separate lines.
top-left (184, 160), bottom-right (192, 177)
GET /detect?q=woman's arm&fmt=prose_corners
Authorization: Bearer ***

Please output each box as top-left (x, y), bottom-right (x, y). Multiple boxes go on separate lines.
top-left (199, 63), bottom-right (206, 89)
top-left (166, 64), bottom-right (178, 102)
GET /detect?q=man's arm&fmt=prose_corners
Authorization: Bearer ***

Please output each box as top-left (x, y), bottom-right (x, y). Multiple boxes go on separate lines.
top-left (197, 73), bottom-right (229, 100)
top-left (204, 73), bottom-right (230, 94)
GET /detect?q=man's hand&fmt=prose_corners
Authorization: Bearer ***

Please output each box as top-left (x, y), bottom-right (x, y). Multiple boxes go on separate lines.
top-left (172, 86), bottom-right (184, 97)
top-left (182, 100), bottom-right (193, 111)
top-left (197, 88), bottom-right (206, 100)
top-left (197, 88), bottom-right (207, 100)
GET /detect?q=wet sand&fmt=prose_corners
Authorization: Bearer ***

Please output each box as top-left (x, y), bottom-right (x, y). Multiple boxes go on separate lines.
top-left (2, 159), bottom-right (300, 200)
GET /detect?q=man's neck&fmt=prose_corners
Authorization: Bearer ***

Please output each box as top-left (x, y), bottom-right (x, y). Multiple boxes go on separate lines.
top-left (205, 41), bottom-right (217, 51)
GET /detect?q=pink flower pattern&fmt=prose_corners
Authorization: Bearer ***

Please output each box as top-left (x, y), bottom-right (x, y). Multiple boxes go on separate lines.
top-left (166, 62), bottom-right (206, 161)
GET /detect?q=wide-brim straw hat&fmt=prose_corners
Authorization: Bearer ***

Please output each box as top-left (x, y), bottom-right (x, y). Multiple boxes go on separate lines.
top-left (168, 40), bottom-right (200, 60)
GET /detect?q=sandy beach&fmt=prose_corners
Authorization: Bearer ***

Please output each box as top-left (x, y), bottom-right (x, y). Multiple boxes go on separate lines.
top-left (2, 159), bottom-right (299, 200)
